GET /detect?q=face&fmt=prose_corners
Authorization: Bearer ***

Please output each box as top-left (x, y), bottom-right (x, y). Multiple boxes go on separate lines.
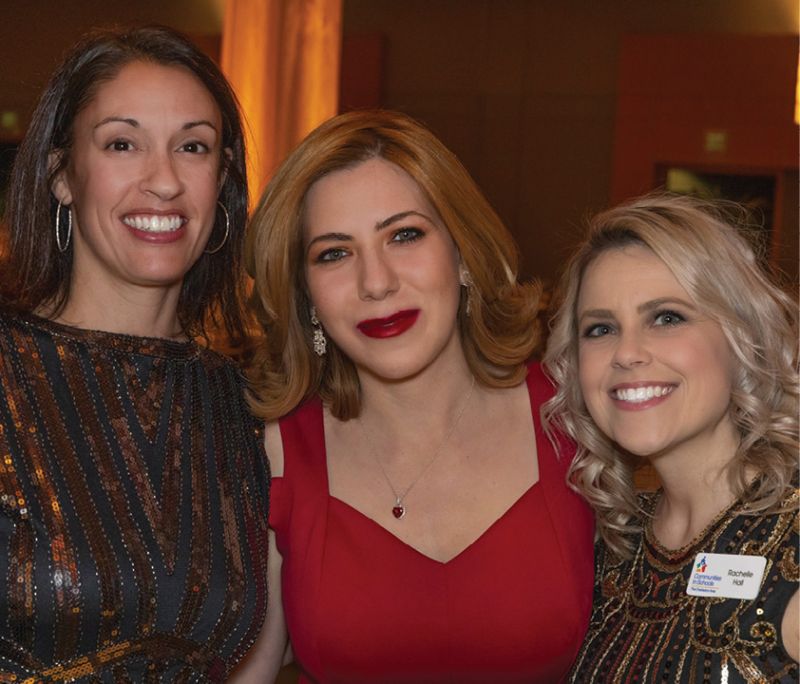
top-left (576, 245), bottom-right (737, 461)
top-left (54, 60), bottom-right (225, 300)
top-left (303, 157), bottom-right (463, 382)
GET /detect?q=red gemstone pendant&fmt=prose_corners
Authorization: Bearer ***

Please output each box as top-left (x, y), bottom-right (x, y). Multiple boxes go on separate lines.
top-left (392, 503), bottom-right (405, 519)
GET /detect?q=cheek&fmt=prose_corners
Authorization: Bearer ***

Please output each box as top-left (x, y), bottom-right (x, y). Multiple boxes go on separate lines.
top-left (577, 347), bottom-right (609, 420)
top-left (305, 270), bottom-right (346, 324)
top-left (577, 345), bottom-right (601, 392)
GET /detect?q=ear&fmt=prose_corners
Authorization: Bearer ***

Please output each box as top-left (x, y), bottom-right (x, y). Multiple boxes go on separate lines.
top-left (48, 150), bottom-right (73, 205)
top-left (218, 147), bottom-right (233, 192)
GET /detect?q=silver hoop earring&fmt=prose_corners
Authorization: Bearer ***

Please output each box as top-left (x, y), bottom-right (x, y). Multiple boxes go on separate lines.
top-left (204, 202), bottom-right (230, 254)
top-left (55, 201), bottom-right (72, 253)
top-left (310, 306), bottom-right (327, 356)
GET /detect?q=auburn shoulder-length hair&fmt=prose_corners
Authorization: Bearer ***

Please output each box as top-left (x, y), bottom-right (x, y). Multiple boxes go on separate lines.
top-left (246, 109), bottom-right (542, 421)
top-left (2, 26), bottom-right (249, 342)
top-left (542, 193), bottom-right (798, 560)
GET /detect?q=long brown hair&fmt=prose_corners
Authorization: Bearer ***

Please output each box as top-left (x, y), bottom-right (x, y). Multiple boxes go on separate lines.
top-left (2, 25), bottom-right (249, 342)
top-left (246, 109), bottom-right (542, 421)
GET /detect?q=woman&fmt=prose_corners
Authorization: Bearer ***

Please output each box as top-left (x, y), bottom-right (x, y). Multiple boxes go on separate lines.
top-left (243, 109), bottom-right (594, 683)
top-left (543, 194), bottom-right (799, 682)
top-left (0, 27), bottom-right (269, 681)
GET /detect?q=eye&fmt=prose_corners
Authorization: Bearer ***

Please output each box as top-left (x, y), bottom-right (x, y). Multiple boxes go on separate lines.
top-left (106, 139), bottom-right (134, 152)
top-left (315, 247), bottom-right (349, 263)
top-left (653, 309), bottom-right (686, 327)
top-left (582, 323), bottom-right (615, 339)
top-left (391, 227), bottom-right (424, 243)
top-left (179, 141), bottom-right (210, 154)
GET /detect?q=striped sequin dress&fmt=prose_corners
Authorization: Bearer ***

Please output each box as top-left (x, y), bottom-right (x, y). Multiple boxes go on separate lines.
top-left (0, 311), bottom-right (269, 683)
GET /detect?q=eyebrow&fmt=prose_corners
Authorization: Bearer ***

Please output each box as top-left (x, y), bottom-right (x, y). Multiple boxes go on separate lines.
top-left (376, 210), bottom-right (434, 230)
top-left (182, 120), bottom-right (218, 132)
top-left (305, 210), bottom-right (435, 252)
top-left (94, 116), bottom-right (138, 130)
top-left (93, 117), bottom-right (218, 132)
top-left (578, 297), bottom-right (697, 322)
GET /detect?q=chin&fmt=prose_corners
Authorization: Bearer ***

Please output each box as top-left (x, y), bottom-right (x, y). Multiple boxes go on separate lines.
top-left (355, 357), bottom-right (429, 383)
top-left (610, 432), bottom-right (671, 459)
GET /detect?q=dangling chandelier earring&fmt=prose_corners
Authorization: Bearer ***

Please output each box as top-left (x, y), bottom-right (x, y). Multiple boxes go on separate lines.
top-left (460, 267), bottom-right (474, 316)
top-left (310, 306), bottom-right (327, 356)
top-left (55, 201), bottom-right (72, 253)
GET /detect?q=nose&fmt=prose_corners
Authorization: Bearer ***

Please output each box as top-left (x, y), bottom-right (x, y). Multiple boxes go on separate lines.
top-left (141, 150), bottom-right (184, 200)
top-left (357, 249), bottom-right (399, 301)
top-left (611, 330), bottom-right (652, 369)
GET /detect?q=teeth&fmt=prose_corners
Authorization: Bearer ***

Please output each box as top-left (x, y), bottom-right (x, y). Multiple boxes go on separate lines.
top-left (612, 385), bottom-right (674, 403)
top-left (123, 215), bottom-right (184, 233)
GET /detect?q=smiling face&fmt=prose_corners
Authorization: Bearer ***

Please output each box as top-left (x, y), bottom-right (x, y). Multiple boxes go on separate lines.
top-left (53, 60), bottom-right (225, 302)
top-left (576, 245), bottom-right (737, 461)
top-left (303, 157), bottom-right (464, 382)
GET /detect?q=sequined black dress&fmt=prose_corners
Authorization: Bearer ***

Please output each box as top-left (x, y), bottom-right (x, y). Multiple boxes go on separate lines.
top-left (569, 486), bottom-right (799, 683)
top-left (0, 311), bottom-right (269, 683)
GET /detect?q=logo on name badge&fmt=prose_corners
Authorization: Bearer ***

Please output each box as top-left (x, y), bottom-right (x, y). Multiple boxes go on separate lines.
top-left (686, 552), bottom-right (766, 600)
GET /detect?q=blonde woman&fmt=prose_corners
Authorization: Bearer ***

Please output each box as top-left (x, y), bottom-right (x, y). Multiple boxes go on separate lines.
top-left (242, 110), bottom-right (594, 683)
top-left (544, 194), bottom-right (798, 683)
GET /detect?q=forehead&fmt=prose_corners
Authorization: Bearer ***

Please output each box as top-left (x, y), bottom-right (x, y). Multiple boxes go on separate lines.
top-left (578, 245), bottom-right (690, 308)
top-left (303, 158), bottom-right (436, 230)
top-left (77, 60), bottom-right (220, 126)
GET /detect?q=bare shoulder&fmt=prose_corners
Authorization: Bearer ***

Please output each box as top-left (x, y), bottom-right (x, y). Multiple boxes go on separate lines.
top-left (264, 421), bottom-right (285, 478)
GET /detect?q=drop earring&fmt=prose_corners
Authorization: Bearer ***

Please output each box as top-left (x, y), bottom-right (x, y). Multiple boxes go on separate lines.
top-left (310, 306), bottom-right (327, 356)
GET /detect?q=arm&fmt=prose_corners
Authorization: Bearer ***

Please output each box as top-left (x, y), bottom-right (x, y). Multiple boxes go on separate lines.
top-left (782, 588), bottom-right (799, 662)
top-left (229, 422), bottom-right (290, 682)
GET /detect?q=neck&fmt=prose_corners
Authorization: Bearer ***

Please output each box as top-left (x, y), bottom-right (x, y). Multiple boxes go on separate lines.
top-left (45, 279), bottom-right (185, 340)
top-left (357, 356), bottom-right (475, 438)
top-left (649, 421), bottom-right (742, 549)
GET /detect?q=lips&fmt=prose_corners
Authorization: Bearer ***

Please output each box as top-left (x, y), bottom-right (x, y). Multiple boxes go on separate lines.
top-left (609, 382), bottom-right (677, 410)
top-left (357, 309), bottom-right (420, 339)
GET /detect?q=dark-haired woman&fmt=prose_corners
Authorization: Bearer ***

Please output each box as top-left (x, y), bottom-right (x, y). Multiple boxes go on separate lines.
top-left (0, 27), bottom-right (269, 681)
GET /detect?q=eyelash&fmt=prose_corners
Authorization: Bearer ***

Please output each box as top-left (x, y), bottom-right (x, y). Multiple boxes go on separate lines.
top-left (314, 247), bottom-right (349, 264)
top-left (582, 323), bottom-right (613, 339)
top-left (179, 141), bottom-right (210, 154)
top-left (391, 226), bottom-right (425, 243)
top-left (652, 309), bottom-right (686, 326)
top-left (106, 138), bottom-right (134, 152)
top-left (104, 139), bottom-right (210, 153)
top-left (582, 309), bottom-right (688, 338)
top-left (312, 226), bottom-right (425, 264)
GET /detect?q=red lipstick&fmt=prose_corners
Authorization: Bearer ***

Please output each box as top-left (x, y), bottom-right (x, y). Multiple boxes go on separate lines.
top-left (357, 309), bottom-right (419, 339)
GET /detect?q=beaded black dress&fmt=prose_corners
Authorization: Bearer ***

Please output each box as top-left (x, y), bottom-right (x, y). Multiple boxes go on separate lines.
top-left (569, 486), bottom-right (799, 683)
top-left (0, 311), bottom-right (270, 683)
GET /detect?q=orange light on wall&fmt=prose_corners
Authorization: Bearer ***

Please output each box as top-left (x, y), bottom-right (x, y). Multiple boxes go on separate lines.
top-left (221, 0), bottom-right (343, 205)
top-left (795, 52), bottom-right (800, 124)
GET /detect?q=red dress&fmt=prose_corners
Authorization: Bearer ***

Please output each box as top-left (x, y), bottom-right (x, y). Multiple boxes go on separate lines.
top-left (270, 364), bottom-right (594, 683)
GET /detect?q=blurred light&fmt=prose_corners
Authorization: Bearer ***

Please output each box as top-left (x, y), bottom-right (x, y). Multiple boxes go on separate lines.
top-left (795, 53), bottom-right (799, 125)
top-left (0, 111), bottom-right (19, 134)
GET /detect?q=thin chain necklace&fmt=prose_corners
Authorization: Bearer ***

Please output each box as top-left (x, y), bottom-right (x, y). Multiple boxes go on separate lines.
top-left (361, 375), bottom-right (476, 520)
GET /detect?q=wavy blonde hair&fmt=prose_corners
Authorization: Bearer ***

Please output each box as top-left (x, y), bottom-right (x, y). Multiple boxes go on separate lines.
top-left (246, 110), bottom-right (542, 421)
top-left (542, 194), bottom-right (799, 559)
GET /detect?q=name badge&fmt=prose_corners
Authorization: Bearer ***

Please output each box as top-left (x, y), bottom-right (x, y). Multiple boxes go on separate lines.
top-left (686, 552), bottom-right (766, 600)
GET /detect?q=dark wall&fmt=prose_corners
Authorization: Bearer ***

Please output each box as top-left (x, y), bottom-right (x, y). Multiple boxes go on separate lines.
top-left (1, 0), bottom-right (797, 285)
top-left (342, 0), bottom-right (798, 284)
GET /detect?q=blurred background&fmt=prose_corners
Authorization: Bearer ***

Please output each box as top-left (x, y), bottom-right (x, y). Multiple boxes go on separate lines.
top-left (1, 0), bottom-right (797, 289)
